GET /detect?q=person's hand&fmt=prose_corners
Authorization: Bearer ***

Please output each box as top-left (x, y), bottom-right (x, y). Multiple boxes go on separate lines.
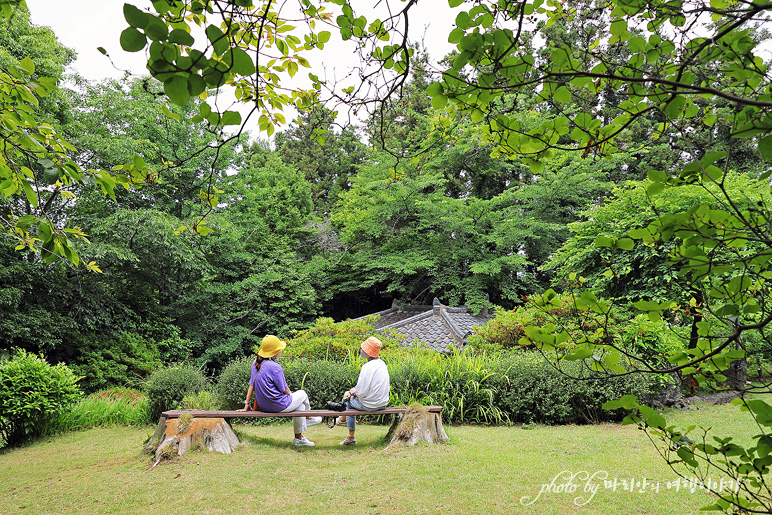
top-left (236, 406), bottom-right (247, 412)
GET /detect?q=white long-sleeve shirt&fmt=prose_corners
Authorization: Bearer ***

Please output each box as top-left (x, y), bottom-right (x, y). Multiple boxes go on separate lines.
top-left (354, 358), bottom-right (390, 408)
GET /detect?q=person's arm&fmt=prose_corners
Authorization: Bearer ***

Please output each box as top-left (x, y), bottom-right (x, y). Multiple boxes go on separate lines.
top-left (236, 384), bottom-right (255, 412)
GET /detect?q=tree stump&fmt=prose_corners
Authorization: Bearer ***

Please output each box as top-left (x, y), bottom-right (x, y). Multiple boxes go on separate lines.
top-left (386, 405), bottom-right (450, 448)
top-left (144, 415), bottom-right (240, 464)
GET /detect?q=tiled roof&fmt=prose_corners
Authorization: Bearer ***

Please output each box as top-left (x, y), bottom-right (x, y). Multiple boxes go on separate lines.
top-left (364, 306), bottom-right (431, 329)
top-left (351, 299), bottom-right (495, 354)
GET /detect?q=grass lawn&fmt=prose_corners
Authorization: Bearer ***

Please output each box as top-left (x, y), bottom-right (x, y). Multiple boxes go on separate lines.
top-left (0, 402), bottom-right (755, 515)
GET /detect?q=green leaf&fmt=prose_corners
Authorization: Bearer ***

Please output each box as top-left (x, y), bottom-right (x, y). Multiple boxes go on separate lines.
top-left (553, 86), bottom-right (571, 103)
top-left (634, 300), bottom-right (660, 311)
top-left (221, 110), bottom-right (242, 126)
top-left (228, 47), bottom-right (256, 75)
top-left (169, 29), bottom-right (195, 46)
top-left (120, 27), bottom-right (147, 52)
top-left (426, 82), bottom-right (444, 96)
top-left (164, 75), bottom-right (191, 105)
top-left (18, 57), bottom-right (35, 75)
top-left (206, 25), bottom-right (228, 55)
top-left (759, 135), bottom-right (772, 161)
top-left (431, 95), bottom-right (448, 110)
top-left (123, 3), bottom-right (150, 29)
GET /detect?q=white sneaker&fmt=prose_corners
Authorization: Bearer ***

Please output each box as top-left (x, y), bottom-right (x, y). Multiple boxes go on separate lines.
top-left (306, 416), bottom-right (323, 427)
top-left (293, 436), bottom-right (315, 447)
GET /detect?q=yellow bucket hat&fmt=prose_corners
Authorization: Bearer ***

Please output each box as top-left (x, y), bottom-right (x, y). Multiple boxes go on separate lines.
top-left (258, 335), bottom-right (286, 358)
top-left (360, 336), bottom-right (382, 358)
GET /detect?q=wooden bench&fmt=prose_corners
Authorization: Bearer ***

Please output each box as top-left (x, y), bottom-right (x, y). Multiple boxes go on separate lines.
top-left (161, 406), bottom-right (443, 419)
top-left (148, 405), bottom-right (446, 458)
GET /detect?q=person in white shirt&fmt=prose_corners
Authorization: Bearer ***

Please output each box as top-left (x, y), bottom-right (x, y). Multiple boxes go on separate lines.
top-left (338, 336), bottom-right (390, 446)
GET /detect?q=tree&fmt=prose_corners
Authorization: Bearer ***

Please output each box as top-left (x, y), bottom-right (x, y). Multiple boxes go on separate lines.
top-left (407, 0), bottom-right (772, 511)
top-left (274, 106), bottom-right (366, 215)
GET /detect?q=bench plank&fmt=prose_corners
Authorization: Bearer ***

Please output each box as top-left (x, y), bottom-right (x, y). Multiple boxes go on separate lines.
top-left (162, 406), bottom-right (443, 419)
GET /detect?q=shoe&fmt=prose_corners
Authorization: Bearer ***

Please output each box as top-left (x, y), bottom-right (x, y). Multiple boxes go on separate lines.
top-left (336, 416), bottom-right (347, 426)
top-left (293, 436), bottom-right (315, 447)
top-left (306, 416), bottom-right (323, 427)
top-left (339, 438), bottom-right (356, 446)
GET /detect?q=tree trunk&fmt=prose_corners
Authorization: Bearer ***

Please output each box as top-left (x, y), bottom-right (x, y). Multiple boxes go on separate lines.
top-left (386, 405), bottom-right (449, 448)
top-left (145, 416), bottom-right (241, 464)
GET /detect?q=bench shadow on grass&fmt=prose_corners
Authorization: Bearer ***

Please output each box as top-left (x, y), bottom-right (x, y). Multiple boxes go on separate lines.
top-left (234, 416), bottom-right (395, 451)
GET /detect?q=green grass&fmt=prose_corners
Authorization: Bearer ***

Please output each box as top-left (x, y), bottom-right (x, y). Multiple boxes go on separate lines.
top-left (0, 402), bottom-right (759, 515)
top-left (41, 387), bottom-right (150, 435)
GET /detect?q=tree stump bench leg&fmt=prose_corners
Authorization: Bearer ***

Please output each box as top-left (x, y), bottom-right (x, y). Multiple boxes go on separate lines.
top-left (387, 405), bottom-right (449, 447)
top-left (143, 416), bottom-right (241, 464)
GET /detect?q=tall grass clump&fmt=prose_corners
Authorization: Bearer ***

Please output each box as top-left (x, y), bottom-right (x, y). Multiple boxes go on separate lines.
top-left (388, 349), bottom-right (505, 424)
top-left (43, 387), bottom-right (150, 434)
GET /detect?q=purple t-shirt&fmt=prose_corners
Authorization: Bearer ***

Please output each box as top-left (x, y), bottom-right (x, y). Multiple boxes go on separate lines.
top-left (249, 359), bottom-right (291, 412)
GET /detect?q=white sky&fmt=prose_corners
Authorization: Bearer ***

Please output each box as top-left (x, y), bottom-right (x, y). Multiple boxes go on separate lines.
top-left (25, 0), bottom-right (457, 134)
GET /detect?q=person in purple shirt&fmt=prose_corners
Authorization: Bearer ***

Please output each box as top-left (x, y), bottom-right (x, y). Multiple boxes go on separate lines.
top-left (237, 335), bottom-right (321, 446)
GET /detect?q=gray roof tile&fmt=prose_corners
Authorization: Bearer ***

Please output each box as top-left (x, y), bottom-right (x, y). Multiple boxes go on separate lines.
top-left (348, 301), bottom-right (495, 353)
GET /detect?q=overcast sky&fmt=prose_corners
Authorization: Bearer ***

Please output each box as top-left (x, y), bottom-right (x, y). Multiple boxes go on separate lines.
top-left (25, 1), bottom-right (455, 80)
top-left (24, 1), bottom-right (456, 134)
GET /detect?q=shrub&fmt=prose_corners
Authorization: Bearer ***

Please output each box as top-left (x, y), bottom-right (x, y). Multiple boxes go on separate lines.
top-left (388, 349), bottom-right (657, 425)
top-left (285, 316), bottom-right (402, 361)
top-left (468, 297), bottom-right (590, 353)
top-left (0, 350), bottom-right (82, 447)
top-left (617, 314), bottom-right (685, 366)
top-left (145, 364), bottom-right (208, 421)
top-left (490, 352), bottom-right (658, 424)
top-left (66, 331), bottom-right (162, 393)
top-left (215, 356), bottom-right (253, 410)
top-left (178, 390), bottom-right (219, 411)
top-left (215, 356), bottom-right (356, 411)
top-left (42, 387), bottom-right (150, 434)
top-left (283, 358), bottom-right (357, 409)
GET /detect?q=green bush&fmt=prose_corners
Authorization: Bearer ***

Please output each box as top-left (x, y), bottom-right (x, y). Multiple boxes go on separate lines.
top-left (178, 390), bottom-right (219, 411)
top-left (211, 349), bottom-right (656, 425)
top-left (285, 316), bottom-right (402, 361)
top-left (215, 356), bottom-right (253, 410)
top-left (43, 387), bottom-right (150, 434)
top-left (490, 352), bottom-right (658, 424)
top-left (283, 358), bottom-right (357, 409)
top-left (66, 331), bottom-right (161, 393)
top-left (468, 297), bottom-right (595, 353)
top-left (617, 314), bottom-right (684, 366)
top-left (388, 349), bottom-right (657, 425)
top-left (145, 364), bottom-right (208, 421)
top-left (215, 356), bottom-right (356, 411)
top-left (0, 350), bottom-right (82, 447)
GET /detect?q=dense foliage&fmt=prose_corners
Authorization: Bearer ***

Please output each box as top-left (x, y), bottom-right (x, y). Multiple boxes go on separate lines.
top-left (0, 350), bottom-right (82, 447)
top-left (145, 364), bottom-right (209, 422)
top-left (2, 0), bottom-right (772, 510)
